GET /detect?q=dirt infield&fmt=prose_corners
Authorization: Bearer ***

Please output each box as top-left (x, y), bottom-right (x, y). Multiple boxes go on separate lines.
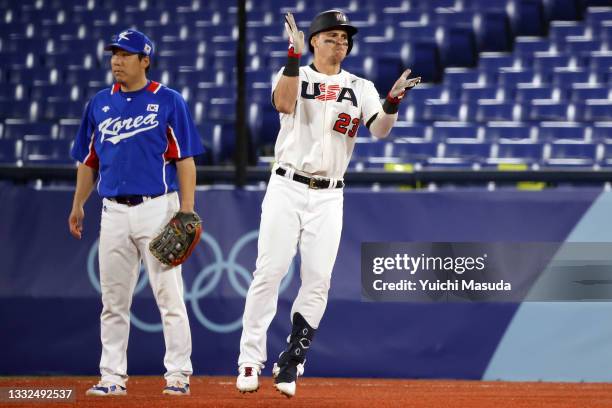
top-left (1, 376), bottom-right (611, 407)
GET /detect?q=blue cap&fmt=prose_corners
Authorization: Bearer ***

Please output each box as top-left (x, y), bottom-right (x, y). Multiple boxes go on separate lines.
top-left (105, 29), bottom-right (154, 57)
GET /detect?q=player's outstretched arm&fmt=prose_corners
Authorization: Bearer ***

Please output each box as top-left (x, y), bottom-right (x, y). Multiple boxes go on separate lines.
top-left (369, 68), bottom-right (421, 139)
top-left (273, 12), bottom-right (304, 114)
top-left (176, 156), bottom-right (196, 213)
top-left (68, 163), bottom-right (97, 239)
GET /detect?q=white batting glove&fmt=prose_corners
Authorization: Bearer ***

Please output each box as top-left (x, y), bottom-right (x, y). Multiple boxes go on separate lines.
top-left (284, 12), bottom-right (305, 57)
top-left (388, 69), bottom-right (421, 102)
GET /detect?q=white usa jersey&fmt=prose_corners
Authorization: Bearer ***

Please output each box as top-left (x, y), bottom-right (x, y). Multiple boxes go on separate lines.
top-left (271, 64), bottom-right (382, 179)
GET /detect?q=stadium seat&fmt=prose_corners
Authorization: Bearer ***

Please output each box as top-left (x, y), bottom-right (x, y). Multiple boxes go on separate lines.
top-left (0, 101), bottom-right (34, 120)
top-left (514, 85), bottom-right (556, 102)
top-left (538, 122), bottom-right (586, 142)
top-left (525, 100), bottom-right (570, 121)
top-left (57, 119), bottom-right (81, 140)
top-left (391, 140), bottom-right (439, 163)
top-left (569, 84), bottom-right (609, 102)
top-left (470, 101), bottom-right (517, 122)
top-left (248, 102), bottom-right (280, 150)
top-left (432, 122), bottom-right (479, 141)
top-left (22, 137), bottom-right (73, 164)
top-left (0, 139), bottom-right (20, 163)
top-left (438, 25), bottom-right (478, 68)
top-left (39, 100), bottom-right (84, 121)
top-left (474, 10), bottom-right (513, 52)
top-left (575, 100), bottom-right (612, 122)
top-left (543, 0), bottom-right (584, 21)
top-left (460, 84), bottom-right (500, 102)
top-left (352, 138), bottom-right (389, 160)
top-left (478, 53), bottom-right (515, 72)
top-left (443, 141), bottom-right (491, 162)
top-left (484, 122), bottom-right (533, 141)
top-left (547, 141), bottom-right (598, 166)
top-left (495, 140), bottom-right (544, 163)
top-left (3, 119), bottom-right (54, 140)
top-left (592, 122), bottom-right (612, 141)
top-left (419, 101), bottom-right (464, 122)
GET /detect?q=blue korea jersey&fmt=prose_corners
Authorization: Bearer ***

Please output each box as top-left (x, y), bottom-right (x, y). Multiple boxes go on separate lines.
top-left (71, 81), bottom-right (204, 197)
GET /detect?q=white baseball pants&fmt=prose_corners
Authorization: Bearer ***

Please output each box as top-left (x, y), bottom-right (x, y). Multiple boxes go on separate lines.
top-left (97, 192), bottom-right (192, 387)
top-left (238, 171), bottom-right (344, 369)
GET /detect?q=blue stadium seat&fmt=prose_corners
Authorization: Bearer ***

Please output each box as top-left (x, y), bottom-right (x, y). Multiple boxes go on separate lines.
top-left (154, 51), bottom-right (203, 70)
top-left (0, 101), bottom-right (34, 120)
top-left (575, 100), bottom-right (612, 122)
top-left (352, 139), bottom-right (389, 160)
top-left (484, 122), bottom-right (532, 141)
top-left (195, 84), bottom-right (236, 102)
top-left (419, 101), bottom-right (464, 122)
top-left (0, 139), bottom-right (20, 163)
top-left (432, 122), bottom-right (479, 141)
top-left (478, 53), bottom-right (515, 71)
top-left (460, 84), bottom-right (500, 102)
top-left (443, 141), bottom-right (491, 162)
top-left (404, 85), bottom-right (447, 104)
top-left (442, 68), bottom-right (482, 91)
top-left (206, 98), bottom-right (236, 122)
top-left (551, 68), bottom-right (591, 88)
top-left (157, 39), bottom-right (204, 55)
top-left (593, 122), bottom-right (612, 141)
top-left (249, 102), bottom-right (279, 149)
top-left (30, 84), bottom-right (79, 101)
top-left (190, 24), bottom-right (234, 42)
top-left (369, 55), bottom-right (404, 96)
top-left (532, 52), bottom-right (573, 74)
top-left (474, 10), bottom-right (513, 52)
top-left (388, 122), bottom-right (430, 140)
top-left (3, 119), bottom-right (54, 140)
top-left (526, 100), bottom-right (570, 121)
top-left (548, 21), bottom-right (586, 44)
top-left (0, 83), bottom-right (19, 101)
top-left (547, 141), bottom-right (598, 166)
top-left (497, 68), bottom-right (536, 87)
top-left (22, 137), bottom-right (73, 164)
top-left (43, 52), bottom-right (95, 70)
top-left (57, 119), bottom-right (81, 140)
top-left (564, 38), bottom-right (603, 57)
top-left (514, 85), bottom-right (556, 102)
top-left (510, 0), bottom-right (547, 36)
top-left (569, 84), bottom-right (609, 102)
top-left (3, 38), bottom-right (49, 54)
top-left (391, 140), bottom-right (438, 162)
top-left (1, 51), bottom-right (35, 69)
top-left (543, 0), bottom-right (584, 21)
top-left (586, 8), bottom-right (612, 28)
top-left (174, 70), bottom-right (220, 88)
top-left (63, 68), bottom-right (111, 86)
top-left (438, 25), bottom-right (478, 68)
top-left (464, 0), bottom-right (510, 10)
top-left (403, 40), bottom-right (442, 83)
top-left (395, 23), bottom-right (436, 42)
top-left (513, 37), bottom-right (551, 65)
top-left (538, 122), bottom-right (586, 141)
top-left (590, 52), bottom-right (612, 72)
top-left (39, 100), bottom-right (84, 120)
top-left (496, 141), bottom-right (544, 163)
top-left (471, 101), bottom-right (517, 122)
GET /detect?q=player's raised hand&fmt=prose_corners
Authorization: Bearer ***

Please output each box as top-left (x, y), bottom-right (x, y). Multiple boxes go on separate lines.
top-left (68, 206), bottom-right (84, 239)
top-left (388, 69), bottom-right (421, 101)
top-left (284, 12), bottom-right (305, 56)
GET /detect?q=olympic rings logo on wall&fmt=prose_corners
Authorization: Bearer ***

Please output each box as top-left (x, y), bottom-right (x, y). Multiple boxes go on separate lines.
top-left (87, 230), bottom-right (295, 333)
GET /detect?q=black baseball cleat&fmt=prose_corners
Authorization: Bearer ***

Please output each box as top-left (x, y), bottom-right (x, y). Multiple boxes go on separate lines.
top-left (273, 312), bottom-right (316, 398)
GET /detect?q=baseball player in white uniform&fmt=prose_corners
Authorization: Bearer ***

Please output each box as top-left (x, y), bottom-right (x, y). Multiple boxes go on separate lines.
top-left (68, 29), bottom-right (203, 396)
top-left (236, 10), bottom-right (420, 397)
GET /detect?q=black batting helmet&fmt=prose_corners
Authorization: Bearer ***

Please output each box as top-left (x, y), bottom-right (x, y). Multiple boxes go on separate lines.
top-left (308, 10), bottom-right (358, 55)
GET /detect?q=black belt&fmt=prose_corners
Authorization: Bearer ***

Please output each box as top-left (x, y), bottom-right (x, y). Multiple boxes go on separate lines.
top-left (109, 194), bottom-right (163, 206)
top-left (275, 168), bottom-right (344, 189)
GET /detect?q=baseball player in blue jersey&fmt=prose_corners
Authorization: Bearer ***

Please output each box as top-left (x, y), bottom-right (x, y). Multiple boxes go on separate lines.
top-left (68, 29), bottom-right (204, 396)
top-left (236, 10), bottom-right (420, 398)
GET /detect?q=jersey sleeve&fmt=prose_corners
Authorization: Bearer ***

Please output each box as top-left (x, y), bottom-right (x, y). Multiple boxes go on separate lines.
top-left (165, 93), bottom-right (205, 160)
top-left (361, 80), bottom-right (383, 124)
top-left (70, 100), bottom-right (99, 169)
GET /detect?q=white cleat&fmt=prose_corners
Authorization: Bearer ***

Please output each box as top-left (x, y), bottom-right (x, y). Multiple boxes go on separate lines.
top-left (85, 382), bottom-right (127, 396)
top-left (274, 380), bottom-right (296, 398)
top-left (272, 362), bottom-right (304, 398)
top-left (236, 364), bottom-right (260, 393)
